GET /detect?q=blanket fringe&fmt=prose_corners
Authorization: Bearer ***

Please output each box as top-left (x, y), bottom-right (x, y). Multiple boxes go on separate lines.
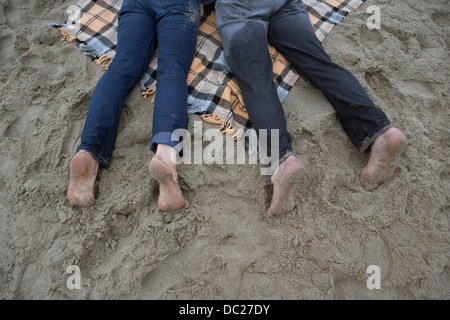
top-left (142, 87), bottom-right (156, 103)
top-left (231, 130), bottom-right (242, 142)
top-left (201, 113), bottom-right (223, 125)
top-left (201, 113), bottom-right (242, 141)
top-left (95, 54), bottom-right (113, 71)
top-left (59, 28), bottom-right (77, 42)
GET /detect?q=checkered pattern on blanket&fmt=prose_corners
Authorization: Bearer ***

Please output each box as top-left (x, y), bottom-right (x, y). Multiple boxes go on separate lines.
top-left (50, 0), bottom-right (366, 133)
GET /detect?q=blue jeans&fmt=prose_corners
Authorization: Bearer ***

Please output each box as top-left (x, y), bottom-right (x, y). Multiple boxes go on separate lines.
top-left (78, 0), bottom-right (200, 168)
top-left (216, 0), bottom-right (392, 161)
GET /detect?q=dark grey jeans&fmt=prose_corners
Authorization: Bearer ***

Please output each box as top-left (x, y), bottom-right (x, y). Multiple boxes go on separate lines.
top-left (215, 0), bottom-right (392, 160)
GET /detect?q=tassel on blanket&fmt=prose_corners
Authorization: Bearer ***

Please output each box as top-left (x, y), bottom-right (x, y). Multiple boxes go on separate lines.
top-left (219, 121), bottom-right (235, 134)
top-left (95, 54), bottom-right (113, 71)
top-left (201, 113), bottom-right (242, 142)
top-left (142, 87), bottom-right (156, 103)
top-left (59, 28), bottom-right (77, 42)
top-left (201, 113), bottom-right (223, 125)
top-left (231, 130), bottom-right (242, 142)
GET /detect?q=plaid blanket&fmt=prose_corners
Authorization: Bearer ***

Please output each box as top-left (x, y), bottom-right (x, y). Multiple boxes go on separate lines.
top-left (50, 0), bottom-right (366, 137)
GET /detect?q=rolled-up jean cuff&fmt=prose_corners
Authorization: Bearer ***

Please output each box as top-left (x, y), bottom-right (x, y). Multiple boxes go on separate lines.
top-left (150, 131), bottom-right (184, 154)
top-left (279, 148), bottom-right (295, 163)
top-left (262, 149), bottom-right (296, 176)
top-left (76, 146), bottom-right (110, 169)
top-left (359, 122), bottom-right (393, 153)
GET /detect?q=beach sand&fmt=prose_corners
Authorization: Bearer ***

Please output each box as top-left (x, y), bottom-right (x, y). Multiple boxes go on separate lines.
top-left (0, 0), bottom-right (448, 299)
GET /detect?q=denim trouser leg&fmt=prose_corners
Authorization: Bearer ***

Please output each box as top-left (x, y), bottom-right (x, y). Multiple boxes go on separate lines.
top-left (268, 0), bottom-right (392, 152)
top-left (216, 0), bottom-right (392, 162)
top-left (78, 3), bottom-right (157, 168)
top-left (77, 0), bottom-right (200, 168)
top-left (150, 5), bottom-right (200, 154)
top-left (216, 3), bottom-right (294, 161)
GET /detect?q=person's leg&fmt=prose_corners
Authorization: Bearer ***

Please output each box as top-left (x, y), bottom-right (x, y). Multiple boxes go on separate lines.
top-left (268, 0), bottom-right (406, 189)
top-left (147, 0), bottom-right (200, 211)
top-left (149, 145), bottom-right (190, 211)
top-left (267, 153), bottom-right (305, 217)
top-left (216, 0), bottom-right (293, 162)
top-left (67, 150), bottom-right (99, 207)
top-left (360, 127), bottom-right (406, 189)
top-left (216, 0), bottom-right (304, 217)
top-left (67, 1), bottom-right (157, 206)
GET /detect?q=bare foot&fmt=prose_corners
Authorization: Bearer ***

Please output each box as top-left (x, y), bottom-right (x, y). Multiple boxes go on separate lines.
top-left (267, 155), bottom-right (305, 217)
top-left (67, 150), bottom-right (99, 207)
top-left (360, 127), bottom-right (406, 190)
top-left (148, 154), bottom-right (189, 212)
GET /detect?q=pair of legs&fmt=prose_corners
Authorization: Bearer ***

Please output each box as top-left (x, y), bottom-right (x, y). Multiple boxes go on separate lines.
top-left (215, 0), bottom-right (406, 216)
top-left (67, 0), bottom-right (200, 210)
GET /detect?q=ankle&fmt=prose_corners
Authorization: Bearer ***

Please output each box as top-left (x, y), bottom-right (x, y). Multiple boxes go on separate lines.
top-left (155, 144), bottom-right (178, 166)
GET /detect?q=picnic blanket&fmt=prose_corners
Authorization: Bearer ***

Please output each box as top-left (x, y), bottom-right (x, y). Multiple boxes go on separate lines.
top-left (50, 0), bottom-right (367, 142)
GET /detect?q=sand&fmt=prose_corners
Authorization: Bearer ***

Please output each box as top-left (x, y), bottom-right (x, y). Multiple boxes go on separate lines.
top-left (0, 0), bottom-right (448, 299)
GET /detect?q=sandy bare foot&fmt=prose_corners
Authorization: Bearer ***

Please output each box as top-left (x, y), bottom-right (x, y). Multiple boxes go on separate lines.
top-left (148, 155), bottom-right (189, 212)
top-left (360, 127), bottom-right (407, 190)
top-left (67, 150), bottom-right (99, 207)
top-left (267, 155), bottom-right (305, 217)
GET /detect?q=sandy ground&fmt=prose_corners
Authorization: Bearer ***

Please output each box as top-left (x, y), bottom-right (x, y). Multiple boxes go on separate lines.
top-left (0, 0), bottom-right (448, 300)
